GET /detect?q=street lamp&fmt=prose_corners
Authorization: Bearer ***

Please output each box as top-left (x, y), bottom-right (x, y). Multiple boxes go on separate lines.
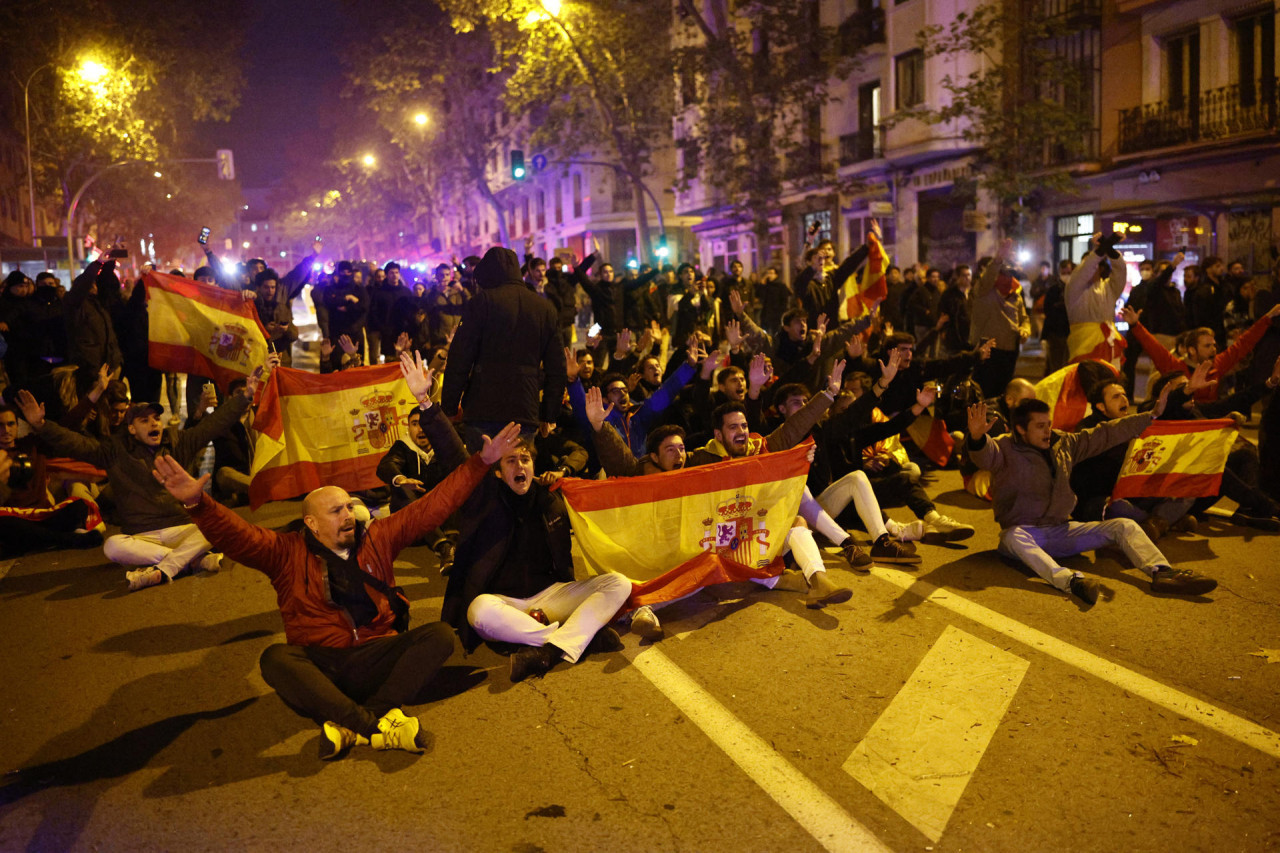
top-left (413, 112), bottom-right (429, 127)
top-left (77, 60), bottom-right (109, 84)
top-left (362, 153), bottom-right (377, 167)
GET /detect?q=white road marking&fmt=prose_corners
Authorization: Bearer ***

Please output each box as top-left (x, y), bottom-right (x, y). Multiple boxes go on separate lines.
top-left (842, 626), bottom-right (1028, 842)
top-left (870, 567), bottom-right (1280, 759)
top-left (623, 644), bottom-right (893, 853)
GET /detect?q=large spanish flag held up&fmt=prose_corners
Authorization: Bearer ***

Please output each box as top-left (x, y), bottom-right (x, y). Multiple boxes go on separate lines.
top-left (557, 443), bottom-right (811, 611)
top-left (248, 364), bottom-right (415, 509)
top-left (837, 230), bottom-right (890, 321)
top-left (1034, 360), bottom-right (1120, 430)
top-left (1111, 418), bottom-right (1237, 500)
top-left (144, 272), bottom-right (269, 391)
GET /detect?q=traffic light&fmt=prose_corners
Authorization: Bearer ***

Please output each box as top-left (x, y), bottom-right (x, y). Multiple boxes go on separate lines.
top-left (511, 149), bottom-right (526, 181)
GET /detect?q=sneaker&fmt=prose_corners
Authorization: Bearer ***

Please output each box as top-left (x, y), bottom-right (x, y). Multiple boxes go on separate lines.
top-left (1068, 575), bottom-right (1100, 605)
top-left (630, 605), bottom-right (664, 641)
top-left (1229, 510), bottom-right (1280, 532)
top-left (885, 518), bottom-right (925, 543)
top-left (1150, 567), bottom-right (1218, 596)
top-left (1139, 517), bottom-right (1168, 543)
top-left (509, 645), bottom-right (559, 683)
top-left (839, 539), bottom-right (872, 573)
top-left (434, 540), bottom-right (456, 575)
top-left (768, 569), bottom-right (809, 593)
top-left (369, 708), bottom-right (430, 753)
top-left (923, 511), bottom-right (975, 543)
top-left (870, 534), bottom-right (922, 565)
top-left (126, 567), bottom-right (168, 592)
top-left (197, 552), bottom-right (224, 573)
top-left (1171, 514), bottom-right (1199, 534)
top-left (804, 571), bottom-right (853, 609)
top-left (585, 627), bottom-right (624, 655)
top-left (319, 722), bottom-right (369, 760)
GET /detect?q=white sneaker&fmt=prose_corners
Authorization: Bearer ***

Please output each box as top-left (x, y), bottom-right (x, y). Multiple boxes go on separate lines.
top-left (126, 567), bottom-right (168, 592)
top-left (885, 518), bottom-right (925, 543)
top-left (197, 552), bottom-right (224, 573)
top-left (923, 510), bottom-right (975, 542)
top-left (630, 605), bottom-right (664, 640)
top-left (370, 708), bottom-right (429, 754)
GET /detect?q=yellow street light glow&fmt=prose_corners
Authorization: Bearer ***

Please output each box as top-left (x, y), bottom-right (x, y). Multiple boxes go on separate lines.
top-left (362, 153), bottom-right (376, 167)
top-left (543, 0), bottom-right (562, 15)
top-left (414, 112), bottom-right (429, 126)
top-left (153, 171), bottom-right (163, 178)
top-left (77, 60), bottom-right (109, 83)
top-left (165, 193), bottom-right (172, 199)
top-left (300, 211), bottom-right (308, 217)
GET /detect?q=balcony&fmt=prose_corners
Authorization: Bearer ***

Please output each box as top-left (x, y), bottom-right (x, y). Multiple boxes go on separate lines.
top-left (1118, 80), bottom-right (1279, 155)
top-left (838, 8), bottom-right (885, 55)
top-left (839, 128), bottom-right (884, 165)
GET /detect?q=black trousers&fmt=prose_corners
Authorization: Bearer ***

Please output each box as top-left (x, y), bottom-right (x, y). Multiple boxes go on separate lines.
top-left (973, 347), bottom-right (1019, 399)
top-left (259, 621), bottom-right (455, 737)
top-left (867, 470), bottom-right (936, 519)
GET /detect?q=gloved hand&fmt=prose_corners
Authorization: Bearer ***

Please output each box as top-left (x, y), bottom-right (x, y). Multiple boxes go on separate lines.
top-left (1094, 232), bottom-right (1123, 259)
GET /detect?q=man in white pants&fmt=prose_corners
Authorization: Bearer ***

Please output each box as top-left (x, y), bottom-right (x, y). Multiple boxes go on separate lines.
top-left (17, 368), bottom-right (260, 590)
top-left (965, 390), bottom-right (1217, 604)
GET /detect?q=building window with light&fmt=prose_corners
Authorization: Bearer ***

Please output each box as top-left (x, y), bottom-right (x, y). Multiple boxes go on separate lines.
top-left (895, 50), bottom-right (924, 109)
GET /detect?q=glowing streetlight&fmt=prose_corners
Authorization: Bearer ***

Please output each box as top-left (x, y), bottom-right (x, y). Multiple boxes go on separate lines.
top-left (362, 153), bottom-right (376, 167)
top-left (242, 241), bottom-right (251, 249)
top-left (153, 170), bottom-right (163, 178)
top-left (77, 60), bottom-right (109, 84)
top-left (413, 112), bottom-right (429, 126)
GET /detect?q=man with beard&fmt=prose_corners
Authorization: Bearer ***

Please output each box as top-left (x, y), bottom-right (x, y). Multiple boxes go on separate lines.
top-left (15, 368), bottom-right (260, 591)
top-left (148, 397), bottom-right (521, 760)
top-left (253, 269), bottom-right (298, 366)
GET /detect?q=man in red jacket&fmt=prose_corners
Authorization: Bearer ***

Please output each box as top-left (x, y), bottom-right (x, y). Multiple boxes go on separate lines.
top-left (151, 412), bottom-right (521, 761)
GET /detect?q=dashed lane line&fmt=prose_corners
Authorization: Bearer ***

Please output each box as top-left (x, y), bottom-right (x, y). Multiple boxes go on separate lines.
top-left (868, 566), bottom-right (1280, 760)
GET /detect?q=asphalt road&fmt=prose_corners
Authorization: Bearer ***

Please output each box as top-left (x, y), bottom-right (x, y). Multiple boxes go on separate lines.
top-left (2, 453), bottom-right (1278, 852)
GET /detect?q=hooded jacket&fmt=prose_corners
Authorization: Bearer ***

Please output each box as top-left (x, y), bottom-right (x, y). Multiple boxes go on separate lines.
top-left (968, 411), bottom-right (1152, 529)
top-left (442, 247), bottom-right (568, 426)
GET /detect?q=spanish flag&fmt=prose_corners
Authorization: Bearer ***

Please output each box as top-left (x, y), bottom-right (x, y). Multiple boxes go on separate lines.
top-left (838, 230), bottom-right (889, 321)
top-left (1068, 320), bottom-right (1126, 365)
top-left (1111, 419), bottom-right (1237, 500)
top-left (557, 443), bottom-right (810, 610)
top-left (905, 410), bottom-right (954, 467)
top-left (249, 364), bottom-right (415, 509)
top-left (1034, 360), bottom-right (1120, 430)
top-left (144, 272), bottom-right (269, 391)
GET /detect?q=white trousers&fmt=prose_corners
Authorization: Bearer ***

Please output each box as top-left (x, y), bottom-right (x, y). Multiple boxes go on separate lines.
top-left (468, 573), bottom-right (632, 663)
top-left (104, 523), bottom-right (212, 579)
top-left (811, 472), bottom-right (889, 541)
top-left (998, 520), bottom-right (1168, 591)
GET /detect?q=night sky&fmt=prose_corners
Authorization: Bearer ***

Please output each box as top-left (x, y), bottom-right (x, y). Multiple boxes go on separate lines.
top-left (196, 0), bottom-right (345, 189)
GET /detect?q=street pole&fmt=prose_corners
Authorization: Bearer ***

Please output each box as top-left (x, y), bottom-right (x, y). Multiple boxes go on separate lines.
top-left (551, 158), bottom-right (666, 255)
top-left (17, 64), bottom-right (52, 248)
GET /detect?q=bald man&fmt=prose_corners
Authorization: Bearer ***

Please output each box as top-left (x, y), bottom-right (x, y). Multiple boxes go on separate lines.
top-left (153, 403), bottom-right (521, 761)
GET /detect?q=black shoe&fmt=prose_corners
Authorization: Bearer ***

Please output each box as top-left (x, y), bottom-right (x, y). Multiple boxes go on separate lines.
top-left (1150, 567), bottom-right (1217, 596)
top-left (434, 540), bottom-right (456, 574)
top-left (1230, 510), bottom-right (1280, 532)
top-left (1068, 575), bottom-right (1100, 606)
top-left (871, 534), bottom-right (922, 565)
top-left (839, 538), bottom-right (872, 573)
top-left (509, 645), bottom-right (558, 682)
top-left (585, 626), bottom-right (624, 655)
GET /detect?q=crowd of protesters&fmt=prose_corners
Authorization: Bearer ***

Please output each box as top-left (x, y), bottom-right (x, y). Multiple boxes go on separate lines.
top-left (3, 222), bottom-right (1280, 761)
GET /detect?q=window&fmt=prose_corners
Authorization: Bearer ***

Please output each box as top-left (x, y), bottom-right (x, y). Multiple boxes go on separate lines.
top-left (572, 173), bottom-right (583, 218)
top-left (536, 191), bottom-right (546, 230)
top-left (554, 180), bottom-right (563, 224)
top-left (679, 138), bottom-right (701, 184)
top-left (895, 50), bottom-right (924, 109)
top-left (1165, 30), bottom-right (1199, 111)
top-left (521, 198), bottom-right (530, 234)
top-left (1235, 11), bottom-right (1276, 108)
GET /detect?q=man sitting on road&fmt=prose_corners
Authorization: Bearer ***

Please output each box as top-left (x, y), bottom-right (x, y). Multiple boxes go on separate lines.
top-left (16, 371), bottom-right (259, 591)
top-left (149, 381), bottom-right (521, 761)
top-left (965, 391), bottom-right (1217, 604)
top-left (375, 404), bottom-right (461, 573)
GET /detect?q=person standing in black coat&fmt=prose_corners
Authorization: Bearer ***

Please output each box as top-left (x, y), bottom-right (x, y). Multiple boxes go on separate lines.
top-left (322, 262), bottom-right (368, 369)
top-left (64, 259), bottom-right (124, 397)
top-left (442, 247), bottom-right (568, 442)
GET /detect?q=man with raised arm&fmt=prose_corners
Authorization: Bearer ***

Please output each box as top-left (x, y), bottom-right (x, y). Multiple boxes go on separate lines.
top-left (150, 384), bottom-right (521, 761)
top-left (965, 386), bottom-right (1217, 605)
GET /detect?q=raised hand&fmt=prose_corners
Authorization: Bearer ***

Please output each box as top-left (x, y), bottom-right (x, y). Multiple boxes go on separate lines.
top-left (916, 383), bottom-right (939, 409)
top-left (586, 331), bottom-right (603, 349)
top-left (243, 366), bottom-right (265, 399)
top-left (153, 452), bottom-right (210, 507)
top-left (1152, 379), bottom-right (1175, 417)
top-left (822, 358), bottom-right (846, 396)
top-left (967, 400), bottom-right (991, 438)
top-left (614, 328), bottom-right (633, 357)
top-left (399, 350), bottom-right (436, 404)
top-left (338, 334), bottom-right (357, 355)
top-left (878, 347), bottom-right (903, 386)
top-left (729, 288), bottom-right (745, 317)
top-left (1172, 251), bottom-right (1185, 267)
top-left (395, 332), bottom-right (412, 354)
top-left (564, 346), bottom-right (580, 382)
top-left (480, 422), bottom-right (522, 465)
top-left (1186, 359), bottom-right (1216, 395)
top-left (1120, 305), bottom-right (1142, 326)
top-left (583, 386), bottom-right (614, 432)
top-left (977, 338), bottom-right (996, 360)
top-left (320, 338), bottom-right (334, 358)
top-left (749, 352), bottom-right (772, 389)
top-left (814, 313), bottom-right (828, 337)
top-left (724, 319), bottom-right (743, 349)
top-left (16, 389), bottom-right (45, 428)
top-left (626, 372), bottom-right (642, 391)
top-left (393, 475), bottom-right (426, 494)
top-left (265, 350), bottom-right (282, 371)
top-left (686, 339), bottom-right (707, 366)
top-left (847, 333), bottom-right (864, 359)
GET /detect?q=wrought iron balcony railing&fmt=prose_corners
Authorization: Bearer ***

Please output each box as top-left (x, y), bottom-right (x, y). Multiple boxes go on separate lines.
top-left (839, 127), bottom-right (884, 165)
top-left (1118, 80), bottom-right (1279, 154)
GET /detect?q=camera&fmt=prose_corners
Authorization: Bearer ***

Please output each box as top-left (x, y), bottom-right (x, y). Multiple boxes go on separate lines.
top-left (6, 453), bottom-right (35, 490)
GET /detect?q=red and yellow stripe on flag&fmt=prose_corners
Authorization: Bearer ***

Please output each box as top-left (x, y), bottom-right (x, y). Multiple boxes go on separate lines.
top-left (838, 230), bottom-right (889, 321)
top-left (905, 410), bottom-right (954, 467)
top-left (144, 272), bottom-right (268, 391)
top-left (557, 443), bottom-right (811, 611)
top-left (1111, 418), bottom-right (1237, 500)
top-left (1034, 360), bottom-right (1120, 430)
top-left (248, 364), bottom-right (415, 509)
